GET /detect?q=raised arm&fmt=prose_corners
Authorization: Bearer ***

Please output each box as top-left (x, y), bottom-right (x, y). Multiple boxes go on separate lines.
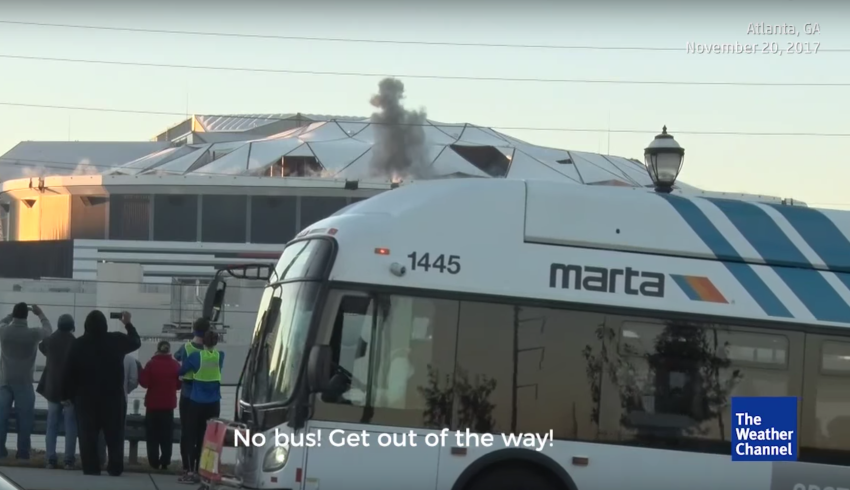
top-left (31, 305), bottom-right (53, 339)
top-left (113, 312), bottom-right (141, 355)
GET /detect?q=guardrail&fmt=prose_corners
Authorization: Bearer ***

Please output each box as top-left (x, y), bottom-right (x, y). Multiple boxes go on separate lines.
top-left (7, 404), bottom-right (182, 464)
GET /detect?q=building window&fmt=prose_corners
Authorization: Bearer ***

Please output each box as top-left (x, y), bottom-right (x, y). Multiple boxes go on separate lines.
top-left (109, 195), bottom-right (150, 240)
top-left (300, 197), bottom-right (349, 229)
top-left (70, 196), bottom-right (108, 239)
top-left (281, 156), bottom-right (323, 177)
top-left (250, 196), bottom-right (297, 244)
top-left (153, 195), bottom-right (198, 242)
top-left (201, 195), bottom-right (247, 243)
top-left (450, 144), bottom-right (511, 177)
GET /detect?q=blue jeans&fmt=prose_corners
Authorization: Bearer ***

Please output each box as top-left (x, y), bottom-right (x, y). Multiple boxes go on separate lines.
top-left (46, 402), bottom-right (77, 465)
top-left (0, 384), bottom-right (36, 459)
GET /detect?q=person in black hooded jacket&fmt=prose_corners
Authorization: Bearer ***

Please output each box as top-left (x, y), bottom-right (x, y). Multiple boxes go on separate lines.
top-left (37, 313), bottom-right (77, 469)
top-left (62, 310), bottom-right (141, 476)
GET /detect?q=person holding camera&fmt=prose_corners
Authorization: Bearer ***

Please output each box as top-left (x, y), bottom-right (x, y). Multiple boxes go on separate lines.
top-left (0, 302), bottom-right (53, 460)
top-left (62, 310), bottom-right (140, 476)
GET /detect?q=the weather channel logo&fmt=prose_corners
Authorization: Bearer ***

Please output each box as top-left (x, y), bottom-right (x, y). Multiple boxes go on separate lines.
top-left (732, 396), bottom-right (797, 461)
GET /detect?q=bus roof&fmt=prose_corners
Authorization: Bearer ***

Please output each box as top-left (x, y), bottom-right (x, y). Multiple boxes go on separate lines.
top-left (304, 179), bottom-right (850, 329)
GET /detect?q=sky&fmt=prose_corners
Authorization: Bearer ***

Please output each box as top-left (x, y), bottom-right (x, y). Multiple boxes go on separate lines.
top-left (0, 0), bottom-right (847, 208)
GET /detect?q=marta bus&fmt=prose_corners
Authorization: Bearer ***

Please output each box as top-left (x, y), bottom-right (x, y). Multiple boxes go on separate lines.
top-left (203, 178), bottom-right (850, 490)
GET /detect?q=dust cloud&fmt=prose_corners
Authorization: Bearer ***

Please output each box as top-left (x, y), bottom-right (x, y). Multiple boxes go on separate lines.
top-left (368, 78), bottom-right (431, 181)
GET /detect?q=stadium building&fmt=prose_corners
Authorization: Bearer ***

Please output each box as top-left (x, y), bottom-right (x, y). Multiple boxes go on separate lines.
top-left (0, 112), bottom-right (750, 282)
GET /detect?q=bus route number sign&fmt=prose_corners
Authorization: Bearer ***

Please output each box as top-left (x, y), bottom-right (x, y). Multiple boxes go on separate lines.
top-left (407, 252), bottom-right (461, 274)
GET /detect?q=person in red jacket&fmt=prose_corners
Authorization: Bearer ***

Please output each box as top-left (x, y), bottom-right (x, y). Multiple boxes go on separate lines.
top-left (139, 340), bottom-right (181, 470)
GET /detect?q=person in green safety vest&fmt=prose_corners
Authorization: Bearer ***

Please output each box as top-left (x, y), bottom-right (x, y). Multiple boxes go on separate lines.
top-left (173, 318), bottom-right (210, 478)
top-left (177, 330), bottom-right (224, 485)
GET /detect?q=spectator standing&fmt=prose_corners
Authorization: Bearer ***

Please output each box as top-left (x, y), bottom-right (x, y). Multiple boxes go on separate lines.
top-left (173, 318), bottom-right (209, 477)
top-left (97, 352), bottom-right (140, 467)
top-left (139, 340), bottom-right (181, 470)
top-left (178, 331), bottom-right (224, 484)
top-left (36, 313), bottom-right (77, 469)
top-left (0, 303), bottom-right (52, 460)
top-left (63, 310), bottom-right (141, 476)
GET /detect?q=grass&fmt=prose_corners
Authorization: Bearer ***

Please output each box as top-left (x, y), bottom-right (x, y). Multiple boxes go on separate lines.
top-left (0, 449), bottom-right (235, 475)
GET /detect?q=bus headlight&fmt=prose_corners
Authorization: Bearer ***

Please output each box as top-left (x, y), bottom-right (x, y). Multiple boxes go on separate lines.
top-left (262, 445), bottom-right (289, 472)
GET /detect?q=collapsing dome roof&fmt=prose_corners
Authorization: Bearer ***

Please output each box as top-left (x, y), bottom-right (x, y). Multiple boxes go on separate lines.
top-left (3, 77), bottom-right (696, 189)
top-left (108, 118), bottom-right (694, 190)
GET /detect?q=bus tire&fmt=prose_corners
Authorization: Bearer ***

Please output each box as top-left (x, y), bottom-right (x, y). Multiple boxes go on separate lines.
top-left (462, 462), bottom-right (567, 490)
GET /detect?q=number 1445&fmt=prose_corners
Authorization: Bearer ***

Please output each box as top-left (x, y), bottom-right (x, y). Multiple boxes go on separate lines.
top-left (407, 252), bottom-right (461, 274)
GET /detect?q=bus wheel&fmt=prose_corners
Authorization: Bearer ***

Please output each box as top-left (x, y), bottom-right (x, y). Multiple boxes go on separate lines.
top-left (463, 463), bottom-right (566, 490)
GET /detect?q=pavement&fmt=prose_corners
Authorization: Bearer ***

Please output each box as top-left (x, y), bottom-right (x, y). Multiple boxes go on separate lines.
top-left (0, 466), bottom-right (191, 490)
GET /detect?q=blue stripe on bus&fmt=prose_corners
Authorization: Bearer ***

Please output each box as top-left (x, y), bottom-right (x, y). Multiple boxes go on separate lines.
top-left (767, 204), bottom-right (850, 280)
top-left (658, 194), bottom-right (791, 318)
top-left (707, 198), bottom-right (850, 323)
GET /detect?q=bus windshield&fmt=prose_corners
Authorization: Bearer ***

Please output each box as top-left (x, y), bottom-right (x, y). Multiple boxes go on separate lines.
top-left (241, 239), bottom-right (332, 406)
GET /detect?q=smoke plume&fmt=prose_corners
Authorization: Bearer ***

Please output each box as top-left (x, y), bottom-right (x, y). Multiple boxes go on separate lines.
top-left (20, 164), bottom-right (48, 178)
top-left (71, 159), bottom-right (101, 175)
top-left (301, 165), bottom-right (337, 179)
top-left (368, 78), bottom-right (430, 181)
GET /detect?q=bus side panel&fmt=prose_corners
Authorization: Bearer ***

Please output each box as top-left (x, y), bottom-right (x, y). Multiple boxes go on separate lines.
top-left (434, 440), bottom-right (772, 490)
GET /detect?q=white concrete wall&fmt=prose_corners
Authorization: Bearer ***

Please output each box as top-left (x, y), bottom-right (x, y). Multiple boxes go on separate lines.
top-left (0, 266), bottom-right (265, 385)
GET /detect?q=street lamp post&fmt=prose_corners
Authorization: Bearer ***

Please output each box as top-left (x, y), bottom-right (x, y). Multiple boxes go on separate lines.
top-left (644, 126), bottom-right (685, 193)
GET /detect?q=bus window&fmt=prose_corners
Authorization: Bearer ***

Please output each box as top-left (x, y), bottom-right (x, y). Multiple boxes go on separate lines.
top-left (614, 321), bottom-right (731, 449)
top-left (453, 302), bottom-right (604, 441)
top-left (367, 296), bottom-right (459, 429)
top-left (325, 295), bottom-right (376, 407)
top-left (273, 239), bottom-right (332, 282)
top-left (609, 320), bottom-right (802, 454)
top-left (316, 292), bottom-right (459, 430)
top-left (715, 328), bottom-right (799, 443)
top-left (800, 336), bottom-right (850, 464)
top-left (821, 341), bottom-right (850, 374)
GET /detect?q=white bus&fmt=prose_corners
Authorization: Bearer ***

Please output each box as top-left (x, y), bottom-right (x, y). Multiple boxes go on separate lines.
top-left (207, 178), bottom-right (850, 490)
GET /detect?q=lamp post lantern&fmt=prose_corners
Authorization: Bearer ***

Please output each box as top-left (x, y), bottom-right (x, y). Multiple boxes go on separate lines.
top-left (644, 125), bottom-right (685, 193)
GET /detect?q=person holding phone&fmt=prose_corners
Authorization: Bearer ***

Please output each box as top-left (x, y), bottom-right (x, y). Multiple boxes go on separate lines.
top-left (0, 302), bottom-right (53, 460)
top-left (62, 310), bottom-right (140, 476)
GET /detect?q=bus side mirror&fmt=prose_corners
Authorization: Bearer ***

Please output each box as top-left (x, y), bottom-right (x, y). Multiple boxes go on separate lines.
top-left (203, 278), bottom-right (227, 322)
top-left (306, 345), bottom-right (332, 393)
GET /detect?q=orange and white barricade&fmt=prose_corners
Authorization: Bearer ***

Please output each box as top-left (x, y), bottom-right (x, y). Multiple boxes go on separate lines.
top-left (199, 418), bottom-right (247, 489)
